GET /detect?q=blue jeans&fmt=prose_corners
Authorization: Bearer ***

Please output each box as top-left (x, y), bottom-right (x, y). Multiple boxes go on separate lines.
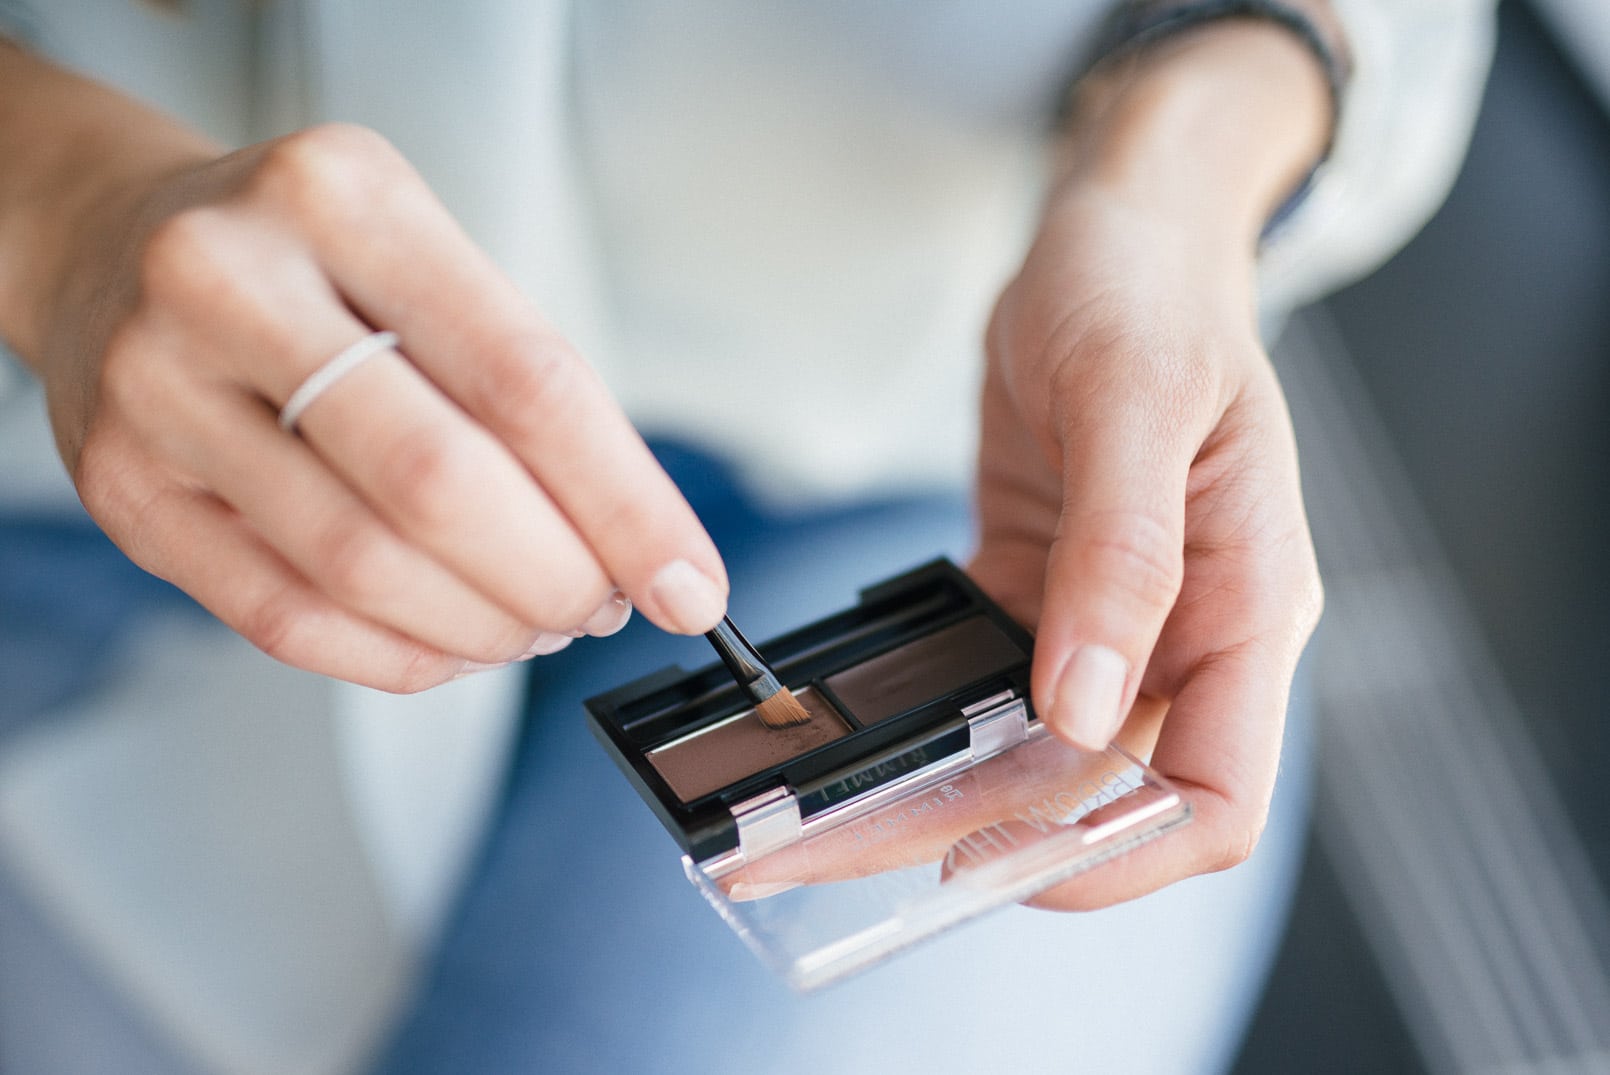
top-left (0, 445), bottom-right (1311, 1074)
top-left (372, 444), bottom-right (1314, 1075)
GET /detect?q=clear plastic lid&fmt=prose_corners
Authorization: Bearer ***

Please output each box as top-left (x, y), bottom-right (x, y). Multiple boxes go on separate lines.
top-left (683, 725), bottom-right (1189, 991)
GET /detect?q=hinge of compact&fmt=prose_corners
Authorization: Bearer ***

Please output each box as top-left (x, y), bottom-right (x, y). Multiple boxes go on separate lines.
top-left (962, 690), bottom-right (1029, 760)
top-left (729, 691), bottom-right (1031, 860)
top-left (730, 785), bottom-right (803, 859)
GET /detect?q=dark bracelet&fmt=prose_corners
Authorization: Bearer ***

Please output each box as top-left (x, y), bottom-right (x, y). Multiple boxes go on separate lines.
top-left (0, 1), bottom-right (41, 46)
top-left (1082, 0), bottom-right (1353, 239)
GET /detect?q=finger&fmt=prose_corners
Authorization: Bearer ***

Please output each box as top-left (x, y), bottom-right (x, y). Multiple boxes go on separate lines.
top-left (1031, 366), bottom-right (1212, 751)
top-left (178, 387), bottom-right (557, 664)
top-left (1026, 641), bottom-right (1290, 910)
top-left (717, 695), bottom-right (1173, 898)
top-left (263, 126), bottom-right (728, 633)
top-left (969, 365), bottom-right (1063, 629)
top-left (264, 316), bottom-right (617, 635)
top-left (125, 196), bottom-right (616, 636)
top-left (79, 438), bottom-right (466, 691)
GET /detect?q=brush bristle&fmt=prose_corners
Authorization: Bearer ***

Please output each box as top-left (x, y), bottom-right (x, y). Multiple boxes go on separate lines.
top-left (755, 687), bottom-right (813, 729)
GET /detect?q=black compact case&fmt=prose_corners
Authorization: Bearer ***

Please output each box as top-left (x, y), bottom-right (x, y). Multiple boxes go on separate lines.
top-left (586, 560), bottom-right (1035, 861)
top-left (585, 558), bottom-right (1188, 991)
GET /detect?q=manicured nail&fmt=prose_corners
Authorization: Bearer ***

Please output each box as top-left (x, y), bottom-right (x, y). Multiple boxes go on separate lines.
top-left (520, 632), bottom-right (574, 660)
top-left (579, 591), bottom-right (633, 638)
top-left (1051, 645), bottom-right (1129, 750)
top-left (649, 559), bottom-right (727, 634)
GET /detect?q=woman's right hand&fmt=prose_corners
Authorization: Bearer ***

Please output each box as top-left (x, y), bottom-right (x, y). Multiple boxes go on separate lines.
top-left (20, 112), bottom-right (728, 690)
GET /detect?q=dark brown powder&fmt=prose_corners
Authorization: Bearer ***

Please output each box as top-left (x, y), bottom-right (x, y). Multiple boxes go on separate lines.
top-left (647, 687), bottom-right (851, 803)
top-left (824, 615), bottom-right (1024, 725)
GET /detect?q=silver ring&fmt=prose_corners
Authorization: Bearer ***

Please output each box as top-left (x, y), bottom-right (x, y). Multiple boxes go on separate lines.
top-left (278, 330), bottom-right (399, 433)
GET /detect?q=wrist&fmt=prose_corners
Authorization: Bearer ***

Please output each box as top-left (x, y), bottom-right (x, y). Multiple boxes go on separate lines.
top-left (0, 42), bottom-right (218, 366)
top-left (1052, 18), bottom-right (1332, 256)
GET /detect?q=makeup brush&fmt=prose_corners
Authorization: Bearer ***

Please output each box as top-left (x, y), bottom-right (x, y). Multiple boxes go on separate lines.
top-left (706, 616), bottom-right (813, 728)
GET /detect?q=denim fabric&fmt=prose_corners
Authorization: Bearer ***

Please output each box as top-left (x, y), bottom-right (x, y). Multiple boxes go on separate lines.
top-left (0, 513), bottom-right (200, 738)
top-left (373, 443), bottom-right (1313, 1075)
top-left (0, 444), bottom-right (1311, 1074)
top-left (0, 1), bottom-right (40, 44)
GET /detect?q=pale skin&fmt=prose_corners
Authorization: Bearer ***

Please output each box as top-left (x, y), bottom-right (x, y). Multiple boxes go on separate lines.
top-left (0, 16), bottom-right (1327, 905)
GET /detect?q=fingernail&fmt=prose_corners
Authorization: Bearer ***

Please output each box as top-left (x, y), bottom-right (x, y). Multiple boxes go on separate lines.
top-left (520, 632), bottom-right (574, 660)
top-left (579, 591), bottom-right (633, 638)
top-left (728, 880), bottom-right (802, 902)
top-left (452, 659), bottom-right (510, 681)
top-left (1051, 645), bottom-right (1129, 749)
top-left (648, 559), bottom-right (727, 634)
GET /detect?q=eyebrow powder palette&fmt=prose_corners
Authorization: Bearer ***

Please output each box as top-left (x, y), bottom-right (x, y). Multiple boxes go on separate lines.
top-left (646, 686), bottom-right (851, 803)
top-left (585, 560), bottom-right (1190, 990)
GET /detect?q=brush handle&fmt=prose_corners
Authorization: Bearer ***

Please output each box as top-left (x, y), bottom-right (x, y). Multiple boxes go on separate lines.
top-left (706, 617), bottom-right (784, 703)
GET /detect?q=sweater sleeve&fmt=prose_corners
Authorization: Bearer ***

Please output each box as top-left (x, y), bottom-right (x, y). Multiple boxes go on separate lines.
top-left (0, 1), bottom-right (39, 44)
top-left (1256, 0), bottom-right (1498, 315)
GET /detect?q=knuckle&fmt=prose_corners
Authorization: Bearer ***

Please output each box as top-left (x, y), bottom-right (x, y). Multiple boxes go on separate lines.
top-left (270, 122), bottom-right (398, 181)
top-left (297, 120), bottom-right (397, 160)
top-left (139, 207), bottom-right (231, 302)
top-left (237, 586), bottom-right (310, 667)
top-left (585, 492), bottom-right (647, 544)
top-left (473, 329), bottom-right (587, 441)
top-left (97, 321), bottom-right (204, 434)
top-left (258, 123), bottom-right (404, 221)
top-left (309, 518), bottom-right (396, 607)
top-left (1073, 511), bottom-right (1183, 613)
top-left (135, 218), bottom-right (295, 369)
top-left (377, 430), bottom-right (477, 533)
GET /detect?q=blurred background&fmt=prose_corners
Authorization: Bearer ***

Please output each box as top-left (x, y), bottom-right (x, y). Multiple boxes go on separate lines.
top-left (1235, 2), bottom-right (1610, 1070)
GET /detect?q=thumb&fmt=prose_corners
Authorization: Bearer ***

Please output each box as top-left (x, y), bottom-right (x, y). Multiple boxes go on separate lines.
top-left (1031, 393), bottom-right (1198, 751)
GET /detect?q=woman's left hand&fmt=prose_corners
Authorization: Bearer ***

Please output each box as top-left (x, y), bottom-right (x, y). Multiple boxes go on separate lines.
top-left (968, 19), bottom-right (1333, 908)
